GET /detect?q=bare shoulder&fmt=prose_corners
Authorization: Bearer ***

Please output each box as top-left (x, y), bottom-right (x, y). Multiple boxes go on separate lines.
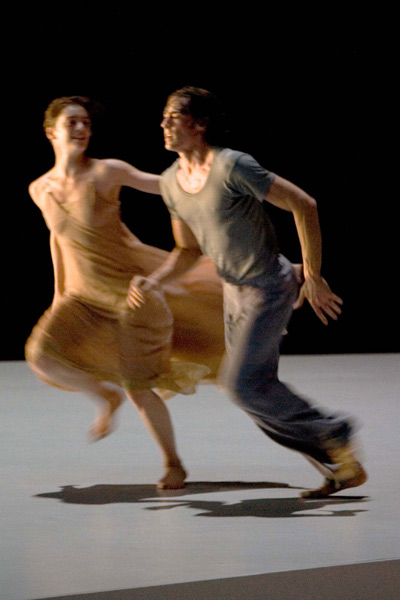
top-left (90, 158), bottom-right (126, 197)
top-left (92, 158), bottom-right (128, 174)
top-left (91, 158), bottom-right (131, 183)
top-left (28, 171), bottom-right (53, 204)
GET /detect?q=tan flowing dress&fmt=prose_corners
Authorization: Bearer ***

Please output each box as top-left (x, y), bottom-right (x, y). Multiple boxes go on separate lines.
top-left (25, 179), bottom-right (225, 397)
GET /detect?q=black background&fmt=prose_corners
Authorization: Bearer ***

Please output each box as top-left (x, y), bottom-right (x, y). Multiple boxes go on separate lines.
top-left (3, 4), bottom-right (396, 360)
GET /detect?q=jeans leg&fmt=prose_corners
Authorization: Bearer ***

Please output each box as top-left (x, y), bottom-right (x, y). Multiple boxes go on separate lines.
top-left (222, 264), bottom-right (352, 464)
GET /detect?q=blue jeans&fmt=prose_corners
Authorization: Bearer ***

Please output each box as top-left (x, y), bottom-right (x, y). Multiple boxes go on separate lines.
top-left (222, 256), bottom-right (352, 465)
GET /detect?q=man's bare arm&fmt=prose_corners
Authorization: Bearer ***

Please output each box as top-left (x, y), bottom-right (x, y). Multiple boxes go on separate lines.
top-left (265, 175), bottom-right (343, 325)
top-left (127, 219), bottom-right (202, 308)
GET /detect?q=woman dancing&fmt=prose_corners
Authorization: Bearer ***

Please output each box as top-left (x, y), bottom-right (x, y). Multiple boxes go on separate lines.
top-left (26, 96), bottom-right (225, 489)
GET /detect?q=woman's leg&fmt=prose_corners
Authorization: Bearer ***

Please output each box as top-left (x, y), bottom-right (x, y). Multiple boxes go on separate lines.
top-left (126, 388), bottom-right (187, 489)
top-left (30, 346), bottom-right (186, 488)
top-left (87, 383), bottom-right (125, 440)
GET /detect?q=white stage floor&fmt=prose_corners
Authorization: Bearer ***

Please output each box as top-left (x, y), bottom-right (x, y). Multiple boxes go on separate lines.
top-left (1, 355), bottom-right (399, 599)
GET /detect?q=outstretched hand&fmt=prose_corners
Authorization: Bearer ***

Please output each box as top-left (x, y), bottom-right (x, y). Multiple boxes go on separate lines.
top-left (294, 275), bottom-right (343, 325)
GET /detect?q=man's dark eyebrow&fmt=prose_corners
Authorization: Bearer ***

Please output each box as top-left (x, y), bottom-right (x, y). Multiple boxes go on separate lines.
top-left (66, 116), bottom-right (91, 122)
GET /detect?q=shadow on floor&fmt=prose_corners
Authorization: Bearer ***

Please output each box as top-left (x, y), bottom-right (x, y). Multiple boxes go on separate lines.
top-left (35, 481), bottom-right (369, 518)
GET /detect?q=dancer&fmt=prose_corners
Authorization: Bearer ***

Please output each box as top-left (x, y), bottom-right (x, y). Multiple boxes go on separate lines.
top-left (129, 86), bottom-right (367, 498)
top-left (26, 96), bottom-right (225, 489)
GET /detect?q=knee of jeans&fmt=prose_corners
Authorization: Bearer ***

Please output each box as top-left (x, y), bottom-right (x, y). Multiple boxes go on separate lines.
top-left (225, 368), bottom-right (278, 408)
top-left (225, 371), bottom-right (255, 407)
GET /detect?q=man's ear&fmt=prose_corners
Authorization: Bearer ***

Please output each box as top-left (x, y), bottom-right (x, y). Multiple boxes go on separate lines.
top-left (45, 127), bottom-right (55, 141)
top-left (194, 117), bottom-right (209, 135)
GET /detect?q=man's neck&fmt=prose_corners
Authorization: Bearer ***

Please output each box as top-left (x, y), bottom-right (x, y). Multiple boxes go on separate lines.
top-left (175, 145), bottom-right (215, 194)
top-left (52, 149), bottom-right (91, 179)
top-left (178, 143), bottom-right (213, 174)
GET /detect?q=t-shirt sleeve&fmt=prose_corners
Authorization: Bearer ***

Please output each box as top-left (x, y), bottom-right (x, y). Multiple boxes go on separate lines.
top-left (228, 153), bottom-right (275, 202)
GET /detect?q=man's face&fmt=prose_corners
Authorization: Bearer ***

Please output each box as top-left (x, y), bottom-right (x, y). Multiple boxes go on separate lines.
top-left (161, 98), bottom-right (200, 153)
top-left (46, 104), bottom-right (92, 152)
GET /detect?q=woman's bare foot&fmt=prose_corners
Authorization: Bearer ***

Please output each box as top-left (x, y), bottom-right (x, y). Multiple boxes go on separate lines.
top-left (89, 389), bottom-right (124, 441)
top-left (156, 464), bottom-right (187, 490)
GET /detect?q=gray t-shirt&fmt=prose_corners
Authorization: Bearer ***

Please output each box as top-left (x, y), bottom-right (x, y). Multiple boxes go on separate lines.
top-left (160, 148), bottom-right (279, 286)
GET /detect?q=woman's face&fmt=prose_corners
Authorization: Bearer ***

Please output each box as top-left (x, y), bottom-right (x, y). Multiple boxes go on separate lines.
top-left (46, 104), bottom-right (92, 153)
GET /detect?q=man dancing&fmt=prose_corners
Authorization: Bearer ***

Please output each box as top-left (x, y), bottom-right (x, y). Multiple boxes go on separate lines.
top-left (129, 86), bottom-right (367, 498)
